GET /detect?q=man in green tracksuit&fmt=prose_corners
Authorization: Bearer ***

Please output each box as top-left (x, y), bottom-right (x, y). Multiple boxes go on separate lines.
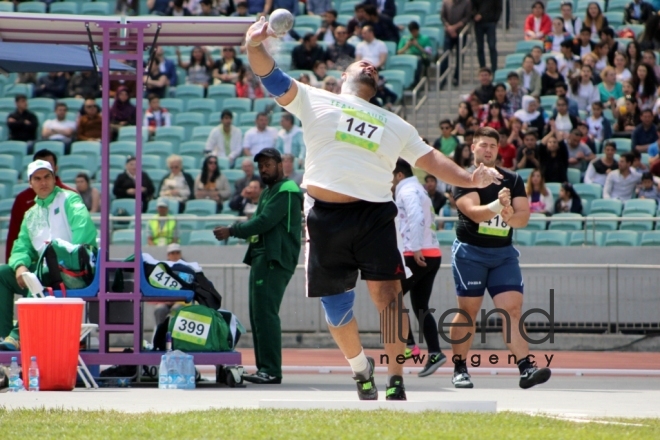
top-left (214, 148), bottom-right (302, 384)
top-left (0, 160), bottom-right (97, 351)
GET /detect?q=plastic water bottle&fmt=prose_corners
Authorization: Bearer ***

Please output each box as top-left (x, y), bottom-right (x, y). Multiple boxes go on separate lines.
top-left (8, 357), bottom-right (20, 392)
top-left (158, 354), bottom-right (168, 389)
top-left (28, 356), bottom-right (39, 392)
top-left (185, 355), bottom-right (195, 390)
top-left (165, 332), bottom-right (172, 353)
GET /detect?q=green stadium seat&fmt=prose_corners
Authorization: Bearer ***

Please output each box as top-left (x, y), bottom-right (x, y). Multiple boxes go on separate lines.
top-left (174, 112), bottom-right (205, 139)
top-left (533, 231), bottom-right (569, 246)
top-left (111, 198), bottom-right (137, 216)
top-left (515, 40), bottom-right (543, 54)
top-left (179, 141), bottom-right (205, 158)
top-left (604, 138), bottom-right (631, 153)
top-left (619, 213), bottom-right (655, 231)
top-left (640, 231), bottom-right (660, 246)
top-left (516, 168), bottom-right (532, 182)
top-left (238, 112), bottom-right (259, 126)
top-left (604, 231), bottom-right (640, 246)
top-left (59, 154), bottom-right (90, 171)
top-left (589, 199), bottom-right (623, 215)
top-left (379, 70), bottom-right (405, 100)
top-left (192, 126), bottom-right (214, 143)
top-left (404, 1), bottom-right (431, 14)
top-left (143, 141), bottom-right (174, 158)
top-left (525, 213), bottom-right (548, 231)
top-left (110, 141), bottom-right (136, 156)
top-left (573, 183), bottom-right (602, 204)
top-left (221, 97), bottom-right (252, 114)
top-left (223, 169), bottom-right (246, 186)
top-left (604, 11), bottom-right (624, 25)
top-left (294, 15), bottom-right (322, 29)
top-left (154, 126), bottom-right (185, 149)
top-left (0, 199), bottom-right (14, 217)
top-left (34, 140), bottom-right (65, 158)
top-left (0, 3), bottom-right (13, 12)
top-left (436, 230), bottom-right (456, 246)
top-left (505, 53), bottom-right (526, 69)
top-left (112, 229), bottom-right (136, 245)
top-left (188, 230), bottom-right (219, 246)
top-left (338, 1), bottom-right (360, 14)
top-left (540, 95), bottom-right (558, 111)
top-left (207, 84), bottom-right (236, 109)
top-left (28, 98), bottom-right (55, 114)
top-left (0, 184), bottom-right (8, 200)
top-left (175, 84), bottom-right (205, 101)
top-left (0, 98), bottom-right (15, 112)
top-left (0, 170), bottom-right (20, 188)
top-left (141, 155), bottom-right (163, 170)
top-left (184, 199), bottom-right (217, 216)
top-left (393, 14), bottom-right (422, 30)
top-left (109, 155), bottom-right (126, 169)
top-left (386, 55), bottom-right (418, 88)
top-left (59, 169), bottom-right (87, 182)
top-left (623, 199), bottom-right (657, 216)
top-left (160, 98), bottom-right (184, 115)
top-left (252, 98), bottom-right (278, 114)
top-left (50, 2), bottom-right (78, 14)
top-left (548, 213), bottom-right (583, 231)
top-left (3, 84), bottom-right (33, 99)
top-left (585, 213), bottom-right (619, 231)
top-left (11, 183), bottom-right (29, 197)
top-left (186, 99), bottom-right (216, 123)
top-left (17, 1), bottom-right (46, 13)
top-left (569, 231), bottom-right (605, 246)
top-left (567, 168), bottom-right (581, 184)
top-left (118, 126), bottom-right (149, 142)
top-left (71, 141), bottom-right (101, 161)
top-left (420, 26), bottom-right (442, 56)
top-left (0, 155), bottom-right (16, 170)
top-left (81, 1), bottom-right (110, 15)
top-left (513, 230), bottom-right (535, 246)
top-left (0, 141), bottom-right (27, 171)
top-left (546, 182), bottom-right (561, 200)
top-left (148, 169), bottom-right (168, 184)
top-left (216, 157), bottom-right (230, 170)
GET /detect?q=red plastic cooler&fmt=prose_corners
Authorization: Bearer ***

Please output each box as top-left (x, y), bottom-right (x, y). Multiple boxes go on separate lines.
top-left (16, 297), bottom-right (84, 391)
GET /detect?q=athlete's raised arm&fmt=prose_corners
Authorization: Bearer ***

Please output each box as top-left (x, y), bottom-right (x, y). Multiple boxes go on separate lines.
top-left (415, 149), bottom-right (502, 189)
top-left (245, 17), bottom-right (299, 107)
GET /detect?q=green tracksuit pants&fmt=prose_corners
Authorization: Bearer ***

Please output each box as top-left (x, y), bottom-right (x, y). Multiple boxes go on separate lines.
top-left (0, 264), bottom-right (28, 340)
top-left (248, 253), bottom-right (294, 379)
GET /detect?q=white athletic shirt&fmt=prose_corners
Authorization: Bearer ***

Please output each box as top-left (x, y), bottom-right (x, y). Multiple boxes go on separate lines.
top-left (394, 176), bottom-right (440, 253)
top-left (282, 83), bottom-right (432, 203)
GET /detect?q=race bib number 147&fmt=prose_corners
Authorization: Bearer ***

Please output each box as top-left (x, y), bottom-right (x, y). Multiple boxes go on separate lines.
top-left (335, 109), bottom-right (385, 152)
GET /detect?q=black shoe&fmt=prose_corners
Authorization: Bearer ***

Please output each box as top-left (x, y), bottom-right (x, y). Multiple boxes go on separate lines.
top-left (519, 363), bottom-right (551, 389)
top-left (418, 352), bottom-right (447, 377)
top-left (385, 375), bottom-right (406, 400)
top-left (242, 371), bottom-right (282, 384)
top-left (353, 357), bottom-right (378, 400)
top-left (452, 371), bottom-right (474, 388)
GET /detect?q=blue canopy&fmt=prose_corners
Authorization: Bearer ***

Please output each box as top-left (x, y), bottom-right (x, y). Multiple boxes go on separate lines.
top-left (0, 43), bottom-right (134, 73)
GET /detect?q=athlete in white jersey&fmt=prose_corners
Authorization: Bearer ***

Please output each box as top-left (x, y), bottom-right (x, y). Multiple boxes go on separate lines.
top-left (245, 17), bottom-right (503, 401)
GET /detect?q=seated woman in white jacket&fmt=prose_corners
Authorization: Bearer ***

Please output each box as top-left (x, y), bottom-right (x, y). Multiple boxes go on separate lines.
top-left (526, 169), bottom-right (554, 216)
top-left (567, 65), bottom-right (600, 113)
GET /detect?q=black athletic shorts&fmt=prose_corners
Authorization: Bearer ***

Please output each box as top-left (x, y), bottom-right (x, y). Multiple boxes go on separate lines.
top-left (304, 195), bottom-right (406, 298)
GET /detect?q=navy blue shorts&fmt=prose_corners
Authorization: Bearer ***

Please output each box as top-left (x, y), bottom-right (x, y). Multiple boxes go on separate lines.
top-left (451, 239), bottom-right (523, 297)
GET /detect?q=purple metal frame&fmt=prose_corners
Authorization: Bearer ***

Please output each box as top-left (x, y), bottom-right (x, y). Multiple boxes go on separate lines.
top-left (0, 16), bottom-right (246, 369)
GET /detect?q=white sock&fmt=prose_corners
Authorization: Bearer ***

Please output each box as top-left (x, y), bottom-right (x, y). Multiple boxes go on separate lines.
top-left (347, 348), bottom-right (369, 377)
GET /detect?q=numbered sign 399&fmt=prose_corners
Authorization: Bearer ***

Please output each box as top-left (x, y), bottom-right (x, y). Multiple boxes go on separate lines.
top-left (172, 311), bottom-right (212, 346)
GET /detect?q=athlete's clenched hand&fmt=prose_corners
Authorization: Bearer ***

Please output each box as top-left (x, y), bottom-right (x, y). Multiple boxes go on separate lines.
top-left (470, 163), bottom-right (502, 188)
top-left (498, 188), bottom-right (511, 207)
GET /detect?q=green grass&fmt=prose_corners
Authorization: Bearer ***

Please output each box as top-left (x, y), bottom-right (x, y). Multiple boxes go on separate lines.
top-left (1, 409), bottom-right (659, 439)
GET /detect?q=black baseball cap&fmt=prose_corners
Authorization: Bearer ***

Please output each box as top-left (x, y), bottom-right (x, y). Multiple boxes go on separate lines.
top-left (254, 148), bottom-right (282, 163)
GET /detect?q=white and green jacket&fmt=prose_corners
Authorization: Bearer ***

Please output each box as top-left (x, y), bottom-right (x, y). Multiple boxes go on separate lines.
top-left (9, 187), bottom-right (98, 271)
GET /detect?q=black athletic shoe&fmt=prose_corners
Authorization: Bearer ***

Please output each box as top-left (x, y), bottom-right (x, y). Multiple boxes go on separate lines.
top-left (385, 375), bottom-right (407, 400)
top-left (353, 357), bottom-right (378, 400)
top-left (242, 371), bottom-right (282, 384)
top-left (452, 371), bottom-right (474, 388)
top-left (418, 352), bottom-right (447, 377)
top-left (519, 363), bottom-right (551, 389)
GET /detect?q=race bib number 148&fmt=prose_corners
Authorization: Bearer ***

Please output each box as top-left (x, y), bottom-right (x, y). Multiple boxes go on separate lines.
top-left (335, 109), bottom-right (385, 152)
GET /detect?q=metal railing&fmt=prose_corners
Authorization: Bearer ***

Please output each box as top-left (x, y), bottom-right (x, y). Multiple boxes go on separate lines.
top-left (410, 75), bottom-right (428, 127)
top-left (457, 22), bottom-right (474, 88)
top-left (435, 49), bottom-right (452, 116)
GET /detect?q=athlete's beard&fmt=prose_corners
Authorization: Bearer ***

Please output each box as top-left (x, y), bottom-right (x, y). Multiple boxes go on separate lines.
top-left (342, 73), bottom-right (377, 97)
top-left (475, 156), bottom-right (496, 168)
top-left (261, 168), bottom-right (282, 186)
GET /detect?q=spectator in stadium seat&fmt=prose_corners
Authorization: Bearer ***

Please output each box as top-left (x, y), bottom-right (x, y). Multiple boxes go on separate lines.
top-left (545, 97), bottom-right (579, 141)
top-left (507, 117), bottom-right (524, 149)
top-left (363, 4), bottom-right (399, 43)
top-left (567, 65), bottom-right (600, 112)
top-left (212, 46), bottom-right (243, 84)
top-left (7, 94), bottom-right (38, 149)
top-left (364, 0), bottom-right (396, 18)
top-left (586, 101), bottom-right (612, 145)
top-left (198, 0), bottom-right (219, 15)
top-left (109, 86), bottom-right (136, 141)
top-left (452, 144), bottom-right (473, 170)
top-left (527, 169), bottom-right (554, 215)
top-left (397, 21), bottom-right (432, 82)
top-left (541, 57), bottom-right (565, 97)
top-left (472, 67), bottom-right (495, 105)
top-left (472, 0), bottom-right (500, 72)
top-left (637, 171), bottom-right (660, 202)
top-left (155, 47), bottom-right (178, 88)
top-left (625, 0), bottom-right (655, 25)
top-left (539, 133), bottom-right (569, 183)
top-left (231, 1), bottom-right (250, 16)
top-left (583, 2), bottom-right (609, 36)
top-left (165, 0), bottom-right (192, 15)
top-left (158, 154), bottom-right (195, 213)
top-left (556, 40), bottom-right (579, 79)
top-left (317, 9), bottom-right (339, 45)
top-left (42, 102), bottom-right (76, 153)
top-left (632, 63), bottom-right (659, 111)
top-left (564, 128), bottom-right (595, 171)
top-left (143, 94), bottom-right (171, 140)
top-left (514, 95), bottom-right (545, 134)
top-left (236, 66), bottom-right (266, 98)
top-left (77, 98), bottom-right (103, 142)
top-left (642, 50), bottom-right (660, 83)
top-left (598, 66), bottom-right (624, 109)
top-left (604, 152), bottom-right (648, 201)
top-left (627, 41), bottom-right (642, 74)
top-left (615, 94), bottom-right (641, 133)
top-left (205, 110), bottom-right (243, 166)
top-left (572, 27), bottom-right (596, 59)
top-left (68, 71), bottom-right (99, 99)
top-left (144, 61), bottom-right (170, 99)
top-left (498, 128), bottom-right (517, 170)
top-left (311, 60), bottom-right (329, 86)
top-left (243, 112), bottom-right (278, 157)
top-left (176, 46), bottom-right (213, 89)
top-left (347, 3), bottom-right (368, 38)
top-left (421, 174), bottom-right (446, 215)
top-left (646, 125), bottom-right (660, 165)
top-left (194, 155), bottom-right (231, 212)
top-left (113, 155), bottom-right (156, 213)
top-left (433, 119), bottom-right (460, 156)
top-left (613, 52), bottom-right (633, 85)
top-left (441, 0), bottom-right (472, 86)
top-left (530, 46), bottom-right (546, 76)
top-left (516, 130), bottom-right (541, 171)
top-left (147, 0), bottom-right (170, 15)
top-left (560, 1), bottom-right (582, 37)
top-left (324, 25), bottom-right (356, 72)
top-left (4, 149), bottom-right (75, 263)
top-left (307, 0), bottom-right (332, 16)
top-left (322, 76), bottom-right (339, 93)
top-left (585, 140), bottom-right (619, 186)
top-left (598, 27), bottom-right (619, 65)
top-left (505, 72), bottom-right (527, 114)
top-left (292, 33), bottom-right (326, 71)
top-left (229, 178), bottom-right (263, 217)
top-left (232, 158), bottom-right (259, 198)
top-left (371, 75), bottom-right (398, 109)
top-left (516, 56), bottom-right (542, 98)
top-left (276, 113), bottom-right (305, 163)
top-left (148, 198), bottom-right (179, 246)
top-left (35, 72), bottom-right (68, 100)
top-left (281, 153), bottom-right (303, 187)
top-left (270, 0), bottom-right (300, 15)
top-left (524, 1), bottom-right (551, 40)
top-left (355, 25), bottom-right (389, 70)
top-left (554, 182), bottom-right (583, 213)
top-left (75, 172), bottom-right (100, 213)
top-left (631, 109), bottom-right (659, 153)
top-left (453, 101), bottom-right (475, 135)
